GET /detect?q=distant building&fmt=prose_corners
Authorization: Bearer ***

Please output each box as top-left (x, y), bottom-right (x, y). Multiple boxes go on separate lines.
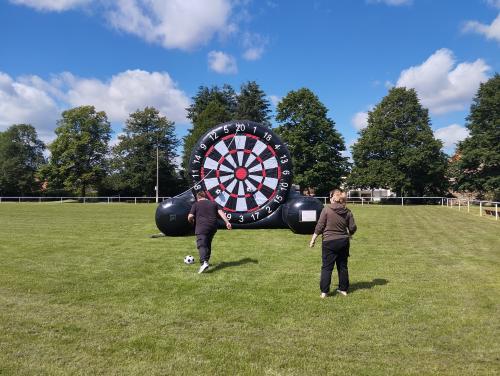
top-left (346, 188), bottom-right (393, 201)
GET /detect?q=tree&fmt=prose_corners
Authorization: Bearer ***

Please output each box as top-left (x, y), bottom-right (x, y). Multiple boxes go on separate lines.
top-left (275, 88), bottom-right (349, 195)
top-left (235, 81), bottom-right (271, 126)
top-left (0, 124), bottom-right (46, 195)
top-left (186, 84), bottom-right (237, 125)
top-left (112, 107), bottom-right (181, 196)
top-left (454, 74), bottom-right (500, 200)
top-left (347, 87), bottom-right (448, 196)
top-left (40, 106), bottom-right (111, 196)
top-left (182, 85), bottom-right (236, 170)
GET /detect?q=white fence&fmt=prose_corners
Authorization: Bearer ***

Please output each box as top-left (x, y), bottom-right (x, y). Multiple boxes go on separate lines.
top-left (316, 196), bottom-right (499, 221)
top-left (0, 196), bottom-right (169, 204)
top-left (0, 195), bottom-right (498, 220)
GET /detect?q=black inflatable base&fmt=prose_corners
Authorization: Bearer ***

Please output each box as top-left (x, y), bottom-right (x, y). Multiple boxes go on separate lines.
top-left (155, 190), bottom-right (324, 236)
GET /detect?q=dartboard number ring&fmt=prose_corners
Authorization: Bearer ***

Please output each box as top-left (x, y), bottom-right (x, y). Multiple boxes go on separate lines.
top-left (189, 121), bottom-right (293, 224)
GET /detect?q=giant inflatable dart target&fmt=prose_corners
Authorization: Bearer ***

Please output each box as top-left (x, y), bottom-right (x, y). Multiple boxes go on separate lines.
top-left (155, 120), bottom-right (324, 236)
top-left (190, 121), bottom-right (292, 224)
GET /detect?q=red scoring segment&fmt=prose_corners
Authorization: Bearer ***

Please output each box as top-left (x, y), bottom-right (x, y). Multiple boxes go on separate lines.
top-left (235, 167), bottom-right (248, 180)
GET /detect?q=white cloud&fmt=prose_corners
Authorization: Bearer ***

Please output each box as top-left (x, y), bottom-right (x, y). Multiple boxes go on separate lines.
top-left (367, 0), bottom-right (412, 6)
top-left (61, 69), bottom-right (190, 124)
top-left (342, 139), bottom-right (357, 160)
top-left (486, 0), bottom-right (500, 9)
top-left (242, 32), bottom-right (268, 61)
top-left (396, 48), bottom-right (490, 114)
top-left (0, 69), bottom-right (190, 141)
top-left (434, 124), bottom-right (469, 149)
top-left (269, 95), bottom-right (281, 107)
top-left (384, 80), bottom-right (394, 89)
top-left (105, 0), bottom-right (233, 51)
top-left (0, 72), bottom-right (59, 137)
top-left (351, 111), bottom-right (369, 130)
top-left (11, 0), bottom-right (234, 51)
top-left (208, 51), bottom-right (238, 74)
top-left (9, 0), bottom-right (91, 11)
top-left (463, 13), bottom-right (500, 44)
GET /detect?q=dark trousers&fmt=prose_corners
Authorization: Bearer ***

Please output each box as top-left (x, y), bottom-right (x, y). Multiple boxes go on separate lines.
top-left (320, 238), bottom-right (350, 293)
top-left (196, 231), bottom-right (216, 263)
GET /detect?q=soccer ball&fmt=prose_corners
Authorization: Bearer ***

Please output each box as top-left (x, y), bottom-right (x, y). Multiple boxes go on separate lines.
top-left (184, 255), bottom-right (195, 265)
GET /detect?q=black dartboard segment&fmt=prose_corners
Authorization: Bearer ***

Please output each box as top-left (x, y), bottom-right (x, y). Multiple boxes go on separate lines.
top-left (189, 121), bottom-right (293, 224)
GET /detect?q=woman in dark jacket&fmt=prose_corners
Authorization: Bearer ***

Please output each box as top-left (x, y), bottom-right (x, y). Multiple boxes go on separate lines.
top-left (310, 189), bottom-right (357, 298)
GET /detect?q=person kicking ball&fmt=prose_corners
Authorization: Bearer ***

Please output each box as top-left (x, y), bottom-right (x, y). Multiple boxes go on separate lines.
top-left (188, 191), bottom-right (232, 273)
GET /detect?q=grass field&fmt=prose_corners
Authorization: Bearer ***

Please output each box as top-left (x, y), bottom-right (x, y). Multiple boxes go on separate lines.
top-left (0, 203), bottom-right (499, 375)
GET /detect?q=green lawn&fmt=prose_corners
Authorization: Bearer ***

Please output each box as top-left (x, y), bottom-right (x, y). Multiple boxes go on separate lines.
top-left (0, 204), bottom-right (499, 375)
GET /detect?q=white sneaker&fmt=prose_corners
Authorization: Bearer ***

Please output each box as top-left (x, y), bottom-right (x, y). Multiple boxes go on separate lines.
top-left (320, 293), bottom-right (328, 299)
top-left (198, 262), bottom-right (209, 274)
top-left (336, 289), bottom-right (347, 296)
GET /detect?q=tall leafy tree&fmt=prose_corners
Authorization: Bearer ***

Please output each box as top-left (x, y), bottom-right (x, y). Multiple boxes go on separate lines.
top-left (40, 106), bottom-right (111, 196)
top-left (186, 84), bottom-right (237, 125)
top-left (0, 124), bottom-right (46, 195)
top-left (347, 87), bottom-right (448, 196)
top-left (453, 74), bottom-right (500, 200)
top-left (236, 81), bottom-right (271, 126)
top-left (182, 85), bottom-right (236, 170)
top-left (112, 107), bottom-right (180, 196)
top-left (275, 88), bottom-right (349, 195)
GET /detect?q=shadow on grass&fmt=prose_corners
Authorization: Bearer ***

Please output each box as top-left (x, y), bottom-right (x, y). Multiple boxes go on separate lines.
top-left (206, 258), bottom-right (259, 273)
top-left (349, 278), bottom-right (389, 293)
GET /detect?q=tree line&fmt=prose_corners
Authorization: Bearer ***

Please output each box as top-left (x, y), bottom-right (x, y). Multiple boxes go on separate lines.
top-left (0, 76), bottom-right (498, 200)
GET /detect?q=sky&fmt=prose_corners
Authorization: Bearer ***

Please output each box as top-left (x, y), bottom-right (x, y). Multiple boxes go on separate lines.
top-left (0, 0), bottom-right (498, 159)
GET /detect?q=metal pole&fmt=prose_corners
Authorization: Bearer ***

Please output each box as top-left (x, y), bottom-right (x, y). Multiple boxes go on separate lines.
top-left (401, 197), bottom-right (404, 206)
top-left (156, 145), bottom-right (159, 204)
top-left (467, 200), bottom-right (470, 213)
top-left (480, 201), bottom-right (482, 216)
top-left (361, 198), bottom-right (364, 206)
top-left (496, 204), bottom-right (498, 221)
top-left (459, 199), bottom-right (461, 211)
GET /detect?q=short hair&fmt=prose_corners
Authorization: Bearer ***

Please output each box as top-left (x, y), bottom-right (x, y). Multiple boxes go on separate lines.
top-left (196, 191), bottom-right (206, 199)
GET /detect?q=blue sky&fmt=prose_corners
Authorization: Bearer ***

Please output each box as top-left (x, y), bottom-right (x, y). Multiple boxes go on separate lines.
top-left (0, 0), bottom-right (498, 158)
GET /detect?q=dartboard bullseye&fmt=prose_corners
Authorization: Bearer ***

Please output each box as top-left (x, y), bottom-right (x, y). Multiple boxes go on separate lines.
top-left (189, 121), bottom-right (293, 224)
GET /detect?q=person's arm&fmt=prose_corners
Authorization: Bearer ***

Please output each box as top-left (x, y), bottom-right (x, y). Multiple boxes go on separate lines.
top-left (309, 233), bottom-right (319, 248)
top-left (310, 208), bottom-right (327, 248)
top-left (188, 203), bottom-right (196, 224)
top-left (347, 212), bottom-right (357, 236)
top-left (218, 209), bottom-right (232, 230)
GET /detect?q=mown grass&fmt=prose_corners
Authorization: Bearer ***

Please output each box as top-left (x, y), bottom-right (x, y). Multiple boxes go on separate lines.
top-left (0, 203), bottom-right (499, 375)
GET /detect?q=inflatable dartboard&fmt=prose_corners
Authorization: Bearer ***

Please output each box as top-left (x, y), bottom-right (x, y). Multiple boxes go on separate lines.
top-left (189, 121), bottom-right (293, 225)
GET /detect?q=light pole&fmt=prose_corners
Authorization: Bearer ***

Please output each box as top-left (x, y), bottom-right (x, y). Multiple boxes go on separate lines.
top-left (156, 144), bottom-right (159, 204)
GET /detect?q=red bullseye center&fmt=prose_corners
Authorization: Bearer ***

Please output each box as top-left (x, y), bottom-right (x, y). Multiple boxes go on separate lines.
top-left (235, 167), bottom-right (248, 180)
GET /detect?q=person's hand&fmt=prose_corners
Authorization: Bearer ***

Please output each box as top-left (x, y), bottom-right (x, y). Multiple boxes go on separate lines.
top-left (226, 222), bottom-right (232, 230)
top-left (309, 239), bottom-right (315, 248)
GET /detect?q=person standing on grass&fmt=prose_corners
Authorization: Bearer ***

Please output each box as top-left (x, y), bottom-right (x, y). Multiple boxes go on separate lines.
top-left (309, 189), bottom-right (357, 298)
top-left (188, 191), bottom-right (232, 274)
